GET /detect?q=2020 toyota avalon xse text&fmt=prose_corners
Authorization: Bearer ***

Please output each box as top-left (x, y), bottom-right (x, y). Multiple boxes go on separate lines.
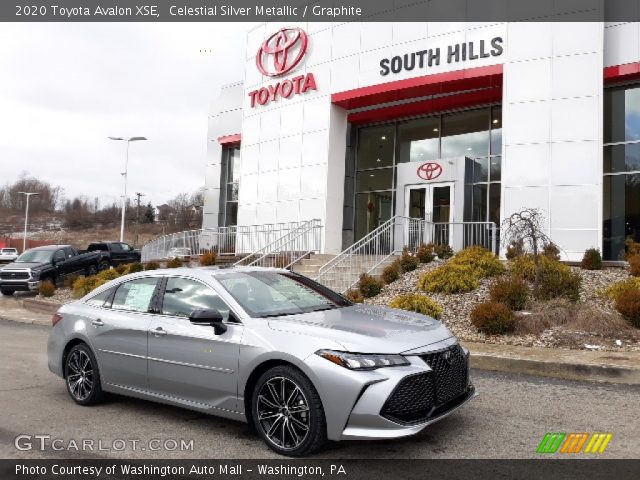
top-left (47, 266), bottom-right (476, 456)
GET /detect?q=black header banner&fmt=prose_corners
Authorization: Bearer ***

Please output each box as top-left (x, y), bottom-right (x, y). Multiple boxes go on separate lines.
top-left (3, 0), bottom-right (640, 22)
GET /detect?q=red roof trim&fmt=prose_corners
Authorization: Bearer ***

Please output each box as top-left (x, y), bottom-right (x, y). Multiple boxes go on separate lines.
top-left (604, 62), bottom-right (640, 85)
top-left (331, 64), bottom-right (503, 110)
top-left (217, 133), bottom-right (241, 145)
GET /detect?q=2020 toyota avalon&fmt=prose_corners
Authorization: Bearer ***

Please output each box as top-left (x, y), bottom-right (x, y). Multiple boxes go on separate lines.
top-left (47, 266), bottom-right (476, 456)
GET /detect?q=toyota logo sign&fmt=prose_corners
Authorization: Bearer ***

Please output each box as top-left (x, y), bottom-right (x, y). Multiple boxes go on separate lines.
top-left (417, 162), bottom-right (443, 181)
top-left (256, 27), bottom-right (308, 77)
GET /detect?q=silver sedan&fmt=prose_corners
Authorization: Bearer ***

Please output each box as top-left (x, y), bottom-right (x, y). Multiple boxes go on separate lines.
top-left (47, 267), bottom-right (476, 456)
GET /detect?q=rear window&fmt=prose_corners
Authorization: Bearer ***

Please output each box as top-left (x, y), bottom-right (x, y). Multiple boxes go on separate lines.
top-left (87, 244), bottom-right (107, 252)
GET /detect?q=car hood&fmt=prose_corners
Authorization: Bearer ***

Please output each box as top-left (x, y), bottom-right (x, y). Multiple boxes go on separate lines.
top-left (0, 262), bottom-right (41, 270)
top-left (267, 304), bottom-right (454, 354)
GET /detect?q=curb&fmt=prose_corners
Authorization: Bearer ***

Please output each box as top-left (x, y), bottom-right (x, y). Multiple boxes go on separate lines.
top-left (22, 298), bottom-right (60, 315)
top-left (468, 346), bottom-right (640, 385)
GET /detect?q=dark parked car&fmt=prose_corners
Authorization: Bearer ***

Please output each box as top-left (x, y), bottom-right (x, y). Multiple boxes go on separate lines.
top-left (83, 242), bottom-right (141, 269)
top-left (0, 245), bottom-right (102, 295)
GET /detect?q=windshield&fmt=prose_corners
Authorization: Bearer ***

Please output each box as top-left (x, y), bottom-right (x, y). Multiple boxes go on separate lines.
top-left (217, 271), bottom-right (351, 318)
top-left (2, 249), bottom-right (17, 253)
top-left (15, 250), bottom-right (54, 263)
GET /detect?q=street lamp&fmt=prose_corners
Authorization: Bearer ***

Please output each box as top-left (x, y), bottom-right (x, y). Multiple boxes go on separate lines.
top-left (18, 192), bottom-right (39, 252)
top-left (108, 136), bottom-right (147, 242)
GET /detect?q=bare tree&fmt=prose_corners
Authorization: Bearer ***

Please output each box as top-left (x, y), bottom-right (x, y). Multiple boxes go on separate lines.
top-left (501, 208), bottom-right (552, 290)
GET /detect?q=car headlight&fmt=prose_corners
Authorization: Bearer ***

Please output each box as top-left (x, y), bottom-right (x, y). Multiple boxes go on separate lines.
top-left (30, 269), bottom-right (40, 279)
top-left (316, 350), bottom-right (409, 370)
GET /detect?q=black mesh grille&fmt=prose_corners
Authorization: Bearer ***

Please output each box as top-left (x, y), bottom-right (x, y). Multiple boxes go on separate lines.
top-left (381, 344), bottom-right (469, 424)
top-left (421, 344), bottom-right (469, 405)
top-left (0, 271), bottom-right (29, 280)
top-left (380, 373), bottom-right (435, 424)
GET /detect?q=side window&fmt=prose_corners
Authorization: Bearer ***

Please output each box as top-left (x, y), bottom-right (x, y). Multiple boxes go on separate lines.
top-left (112, 278), bottom-right (159, 313)
top-left (85, 287), bottom-right (116, 308)
top-left (110, 243), bottom-right (123, 252)
top-left (63, 247), bottom-right (74, 258)
top-left (162, 277), bottom-right (230, 320)
top-left (54, 250), bottom-right (66, 262)
top-left (120, 243), bottom-right (132, 251)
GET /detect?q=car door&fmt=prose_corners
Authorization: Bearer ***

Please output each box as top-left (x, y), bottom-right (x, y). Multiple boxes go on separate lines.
top-left (52, 249), bottom-right (67, 283)
top-left (87, 276), bottom-right (161, 391)
top-left (147, 276), bottom-right (243, 412)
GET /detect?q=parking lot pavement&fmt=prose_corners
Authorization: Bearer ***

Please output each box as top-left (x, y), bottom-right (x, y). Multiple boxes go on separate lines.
top-left (1, 319), bottom-right (638, 460)
top-left (0, 294), bottom-right (51, 325)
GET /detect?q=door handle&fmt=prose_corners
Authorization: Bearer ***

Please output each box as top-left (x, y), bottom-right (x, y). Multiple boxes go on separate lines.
top-left (149, 327), bottom-right (167, 336)
top-left (91, 319), bottom-right (104, 327)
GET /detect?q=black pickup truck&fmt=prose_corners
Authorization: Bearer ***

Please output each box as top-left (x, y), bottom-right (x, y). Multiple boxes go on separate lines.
top-left (83, 241), bottom-right (141, 269)
top-left (0, 245), bottom-right (103, 295)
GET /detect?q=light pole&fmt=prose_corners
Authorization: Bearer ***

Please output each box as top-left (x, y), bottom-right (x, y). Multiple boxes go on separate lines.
top-left (18, 192), bottom-right (39, 252)
top-left (108, 136), bottom-right (147, 242)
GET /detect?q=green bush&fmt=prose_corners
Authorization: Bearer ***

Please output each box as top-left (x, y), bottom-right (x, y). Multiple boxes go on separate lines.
top-left (126, 262), bottom-right (144, 274)
top-left (167, 257), bottom-right (183, 268)
top-left (71, 276), bottom-right (107, 298)
top-left (97, 269), bottom-right (120, 281)
top-left (418, 263), bottom-right (479, 294)
top-left (434, 244), bottom-right (454, 259)
top-left (489, 276), bottom-right (530, 311)
top-left (542, 243), bottom-right (561, 261)
top-left (381, 261), bottom-right (401, 284)
top-left (388, 294), bottom-right (443, 319)
top-left (144, 261), bottom-right (160, 271)
top-left (581, 248), bottom-right (603, 270)
top-left (470, 301), bottom-right (516, 335)
top-left (199, 252), bottom-right (217, 266)
top-left (399, 248), bottom-right (420, 272)
top-left (450, 246), bottom-right (505, 278)
top-left (508, 254), bottom-right (537, 280)
top-left (345, 288), bottom-right (364, 303)
top-left (63, 273), bottom-right (79, 288)
top-left (39, 280), bottom-right (55, 297)
top-left (536, 266), bottom-right (582, 302)
top-left (114, 264), bottom-right (128, 275)
top-left (629, 254), bottom-right (640, 277)
top-left (625, 239), bottom-right (640, 259)
top-left (358, 273), bottom-right (384, 298)
top-left (615, 287), bottom-right (640, 328)
top-left (416, 243), bottom-right (435, 263)
top-left (601, 278), bottom-right (640, 301)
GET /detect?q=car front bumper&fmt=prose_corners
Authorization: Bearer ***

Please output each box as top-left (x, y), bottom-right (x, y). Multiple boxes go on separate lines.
top-left (0, 279), bottom-right (40, 291)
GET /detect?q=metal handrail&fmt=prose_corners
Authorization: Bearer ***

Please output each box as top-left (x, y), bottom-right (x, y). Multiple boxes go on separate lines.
top-left (234, 219), bottom-right (323, 269)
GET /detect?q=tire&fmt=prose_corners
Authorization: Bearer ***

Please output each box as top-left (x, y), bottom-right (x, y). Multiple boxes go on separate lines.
top-left (85, 265), bottom-right (98, 276)
top-left (97, 261), bottom-right (110, 272)
top-left (0, 288), bottom-right (15, 296)
top-left (64, 343), bottom-right (104, 406)
top-left (251, 365), bottom-right (327, 456)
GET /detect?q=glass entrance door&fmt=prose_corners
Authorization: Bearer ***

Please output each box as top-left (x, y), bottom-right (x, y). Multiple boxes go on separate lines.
top-left (405, 183), bottom-right (454, 248)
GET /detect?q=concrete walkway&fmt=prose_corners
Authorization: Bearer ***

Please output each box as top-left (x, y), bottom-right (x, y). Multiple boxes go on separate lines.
top-left (0, 294), bottom-right (51, 325)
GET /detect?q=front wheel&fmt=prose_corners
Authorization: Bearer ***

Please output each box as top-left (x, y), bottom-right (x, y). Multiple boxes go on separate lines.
top-left (0, 288), bottom-right (15, 296)
top-left (251, 366), bottom-right (327, 456)
top-left (97, 260), bottom-right (110, 271)
top-left (85, 265), bottom-right (98, 276)
top-left (64, 344), bottom-right (104, 406)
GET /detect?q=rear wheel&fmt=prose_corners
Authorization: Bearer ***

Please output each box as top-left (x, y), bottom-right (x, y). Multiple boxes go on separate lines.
top-left (64, 344), bottom-right (104, 406)
top-left (0, 288), bottom-right (15, 296)
top-left (97, 260), bottom-right (110, 271)
top-left (251, 366), bottom-right (326, 456)
top-left (85, 265), bottom-right (98, 276)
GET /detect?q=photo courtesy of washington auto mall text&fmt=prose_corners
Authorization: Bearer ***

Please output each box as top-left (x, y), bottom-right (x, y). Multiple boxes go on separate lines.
top-left (1, 0), bottom-right (640, 479)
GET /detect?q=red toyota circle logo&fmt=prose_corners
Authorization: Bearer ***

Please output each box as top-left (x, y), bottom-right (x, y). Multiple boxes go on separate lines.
top-left (417, 162), bottom-right (443, 181)
top-left (256, 27), bottom-right (309, 77)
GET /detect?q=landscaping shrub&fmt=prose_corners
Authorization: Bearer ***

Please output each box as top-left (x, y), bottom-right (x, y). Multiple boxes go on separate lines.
top-left (470, 301), bottom-right (515, 335)
top-left (450, 246), bottom-right (505, 278)
top-left (345, 288), bottom-right (364, 303)
top-left (399, 248), bottom-right (420, 272)
top-left (542, 242), bottom-right (561, 260)
top-left (144, 261), bottom-right (160, 271)
top-left (71, 276), bottom-right (106, 298)
top-left (199, 252), bottom-right (217, 266)
top-left (167, 257), bottom-right (183, 268)
top-left (536, 265), bottom-right (581, 302)
top-left (508, 254), bottom-right (537, 280)
top-left (388, 294), bottom-right (443, 319)
top-left (629, 254), bottom-right (640, 277)
top-left (97, 269), bottom-right (120, 281)
top-left (434, 243), bottom-right (454, 259)
top-left (358, 273), bottom-right (384, 298)
top-left (114, 264), bottom-right (128, 275)
top-left (418, 263), bottom-right (479, 294)
top-left (416, 243), bottom-right (435, 263)
top-left (505, 239), bottom-right (524, 260)
top-left (615, 287), bottom-right (640, 328)
top-left (580, 248), bottom-right (603, 270)
top-left (489, 275), bottom-right (530, 311)
top-left (381, 262), bottom-right (401, 284)
top-left (127, 262), bottom-right (144, 274)
top-left (63, 273), bottom-right (79, 288)
top-left (39, 280), bottom-right (55, 297)
top-left (602, 278), bottom-right (640, 301)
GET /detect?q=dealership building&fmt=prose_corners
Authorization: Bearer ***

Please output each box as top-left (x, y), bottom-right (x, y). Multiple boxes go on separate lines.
top-left (203, 22), bottom-right (640, 261)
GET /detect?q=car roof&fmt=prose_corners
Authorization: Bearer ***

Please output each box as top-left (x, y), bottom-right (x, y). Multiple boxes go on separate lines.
top-left (129, 265), bottom-right (288, 280)
top-left (27, 245), bottom-right (71, 251)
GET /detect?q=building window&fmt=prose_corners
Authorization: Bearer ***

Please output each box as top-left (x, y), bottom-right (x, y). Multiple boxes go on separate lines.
top-left (603, 85), bottom-right (640, 260)
top-left (220, 145), bottom-right (240, 227)
top-left (353, 106), bottom-right (501, 241)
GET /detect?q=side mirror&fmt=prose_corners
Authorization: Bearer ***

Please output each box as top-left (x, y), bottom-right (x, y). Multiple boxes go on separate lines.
top-left (189, 309), bottom-right (227, 335)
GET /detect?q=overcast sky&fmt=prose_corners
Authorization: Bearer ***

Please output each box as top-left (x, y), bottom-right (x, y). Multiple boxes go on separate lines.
top-left (0, 22), bottom-right (251, 208)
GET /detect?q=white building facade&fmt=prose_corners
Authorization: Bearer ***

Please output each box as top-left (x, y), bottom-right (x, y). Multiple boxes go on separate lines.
top-left (204, 22), bottom-right (640, 261)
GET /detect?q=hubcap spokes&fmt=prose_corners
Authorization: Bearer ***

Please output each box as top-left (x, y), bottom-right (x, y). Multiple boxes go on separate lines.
top-left (257, 377), bottom-right (310, 450)
top-left (67, 350), bottom-right (93, 401)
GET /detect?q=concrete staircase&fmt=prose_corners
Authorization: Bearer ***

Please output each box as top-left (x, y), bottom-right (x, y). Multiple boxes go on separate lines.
top-left (292, 253), bottom-right (400, 292)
